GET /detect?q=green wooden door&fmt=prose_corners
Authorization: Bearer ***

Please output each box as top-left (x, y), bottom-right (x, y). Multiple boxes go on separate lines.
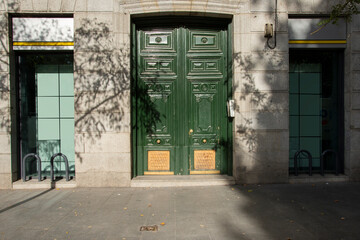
top-left (134, 25), bottom-right (229, 176)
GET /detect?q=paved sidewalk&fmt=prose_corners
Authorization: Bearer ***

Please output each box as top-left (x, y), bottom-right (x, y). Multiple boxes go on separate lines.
top-left (1, 183), bottom-right (360, 240)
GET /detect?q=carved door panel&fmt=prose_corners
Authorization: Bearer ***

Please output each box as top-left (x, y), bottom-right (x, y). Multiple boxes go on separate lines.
top-left (135, 26), bottom-right (228, 175)
top-left (185, 29), bottom-right (228, 174)
top-left (135, 28), bottom-right (178, 175)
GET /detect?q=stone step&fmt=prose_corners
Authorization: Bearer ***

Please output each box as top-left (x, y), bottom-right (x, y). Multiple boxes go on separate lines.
top-left (12, 178), bottom-right (77, 189)
top-left (131, 175), bottom-right (236, 187)
top-left (289, 174), bottom-right (349, 184)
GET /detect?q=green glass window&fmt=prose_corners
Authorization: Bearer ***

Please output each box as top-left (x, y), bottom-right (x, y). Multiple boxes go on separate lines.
top-left (289, 50), bottom-right (343, 174)
top-left (19, 53), bottom-right (75, 178)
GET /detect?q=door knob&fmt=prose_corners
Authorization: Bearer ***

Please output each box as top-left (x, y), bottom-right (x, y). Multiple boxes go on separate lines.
top-left (189, 129), bottom-right (193, 135)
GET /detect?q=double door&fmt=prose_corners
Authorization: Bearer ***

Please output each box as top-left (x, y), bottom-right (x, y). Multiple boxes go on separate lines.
top-left (134, 24), bottom-right (230, 175)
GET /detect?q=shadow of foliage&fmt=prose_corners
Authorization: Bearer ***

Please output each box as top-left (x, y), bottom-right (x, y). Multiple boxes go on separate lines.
top-left (133, 77), bottom-right (162, 134)
top-left (74, 18), bottom-right (161, 162)
top-left (0, 2), bottom-right (22, 135)
top-left (0, 12), bottom-right (11, 134)
top-left (233, 50), bottom-right (287, 152)
top-left (73, 19), bottom-right (130, 162)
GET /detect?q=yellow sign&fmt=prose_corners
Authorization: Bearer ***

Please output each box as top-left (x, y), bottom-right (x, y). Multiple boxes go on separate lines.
top-left (288, 40), bottom-right (346, 44)
top-left (13, 41), bottom-right (74, 46)
top-left (148, 151), bottom-right (170, 171)
top-left (194, 150), bottom-right (215, 170)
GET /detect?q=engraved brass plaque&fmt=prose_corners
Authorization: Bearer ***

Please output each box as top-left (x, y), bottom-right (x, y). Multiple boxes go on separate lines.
top-left (194, 150), bottom-right (215, 170)
top-left (148, 151), bottom-right (170, 171)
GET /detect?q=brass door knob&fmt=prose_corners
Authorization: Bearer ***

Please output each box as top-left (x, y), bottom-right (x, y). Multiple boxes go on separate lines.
top-left (189, 129), bottom-right (193, 135)
top-left (156, 139), bottom-right (161, 144)
top-left (202, 139), bottom-right (207, 143)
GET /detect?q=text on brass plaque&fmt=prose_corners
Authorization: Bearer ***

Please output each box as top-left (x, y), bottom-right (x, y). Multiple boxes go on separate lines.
top-left (194, 150), bottom-right (215, 170)
top-left (148, 151), bottom-right (170, 171)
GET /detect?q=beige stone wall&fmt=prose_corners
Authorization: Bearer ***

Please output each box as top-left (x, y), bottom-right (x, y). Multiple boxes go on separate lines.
top-left (0, 0), bottom-right (133, 188)
top-left (348, 14), bottom-right (360, 181)
top-left (0, 0), bottom-right (358, 188)
top-left (0, 7), bottom-right (11, 188)
top-left (232, 0), bottom-right (289, 183)
top-left (73, 4), bottom-right (132, 187)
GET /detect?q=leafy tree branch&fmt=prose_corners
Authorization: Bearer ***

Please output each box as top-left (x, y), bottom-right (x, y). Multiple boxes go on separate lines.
top-left (323, 0), bottom-right (360, 25)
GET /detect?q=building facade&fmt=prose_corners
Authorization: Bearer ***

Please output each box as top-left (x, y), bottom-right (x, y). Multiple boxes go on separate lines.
top-left (0, 0), bottom-right (359, 189)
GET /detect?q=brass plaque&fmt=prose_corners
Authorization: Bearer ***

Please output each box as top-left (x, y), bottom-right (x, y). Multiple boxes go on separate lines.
top-left (194, 150), bottom-right (215, 170)
top-left (144, 171), bottom-right (174, 175)
top-left (148, 151), bottom-right (170, 171)
top-left (190, 170), bottom-right (220, 175)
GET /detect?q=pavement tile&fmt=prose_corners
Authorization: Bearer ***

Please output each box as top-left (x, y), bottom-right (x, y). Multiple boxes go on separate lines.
top-left (176, 234), bottom-right (212, 240)
top-left (0, 183), bottom-right (360, 240)
top-left (140, 231), bottom-right (176, 240)
top-left (0, 228), bottom-right (48, 240)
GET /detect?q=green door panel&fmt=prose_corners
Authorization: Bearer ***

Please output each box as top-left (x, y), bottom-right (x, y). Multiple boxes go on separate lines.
top-left (37, 97), bottom-right (59, 118)
top-left (185, 29), bottom-right (227, 174)
top-left (35, 64), bottom-right (75, 175)
top-left (135, 24), bottom-right (230, 175)
top-left (136, 28), bottom-right (177, 175)
top-left (36, 66), bottom-right (59, 96)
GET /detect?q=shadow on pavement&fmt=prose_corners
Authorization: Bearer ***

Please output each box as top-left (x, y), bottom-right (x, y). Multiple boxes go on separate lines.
top-left (0, 188), bottom-right (53, 214)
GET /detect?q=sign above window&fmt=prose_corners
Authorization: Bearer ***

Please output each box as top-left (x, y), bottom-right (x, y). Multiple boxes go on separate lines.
top-left (12, 17), bottom-right (74, 50)
top-left (288, 18), bottom-right (346, 48)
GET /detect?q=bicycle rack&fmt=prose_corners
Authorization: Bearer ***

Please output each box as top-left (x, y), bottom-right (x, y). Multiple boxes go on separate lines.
top-left (21, 153), bottom-right (42, 182)
top-left (294, 150), bottom-right (312, 176)
top-left (50, 153), bottom-right (70, 182)
top-left (320, 149), bottom-right (339, 176)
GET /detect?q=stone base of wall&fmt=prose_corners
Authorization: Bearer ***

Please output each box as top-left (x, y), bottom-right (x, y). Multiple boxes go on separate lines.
top-left (0, 173), bottom-right (12, 189)
top-left (234, 170), bottom-right (289, 184)
top-left (76, 171), bottom-right (131, 187)
top-left (350, 168), bottom-right (360, 182)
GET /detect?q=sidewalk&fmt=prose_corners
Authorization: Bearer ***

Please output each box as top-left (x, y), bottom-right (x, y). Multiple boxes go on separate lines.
top-left (1, 183), bottom-right (360, 240)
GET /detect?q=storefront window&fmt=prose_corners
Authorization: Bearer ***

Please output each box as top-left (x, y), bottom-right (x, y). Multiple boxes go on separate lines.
top-left (18, 53), bottom-right (75, 178)
top-left (289, 50), bottom-right (343, 174)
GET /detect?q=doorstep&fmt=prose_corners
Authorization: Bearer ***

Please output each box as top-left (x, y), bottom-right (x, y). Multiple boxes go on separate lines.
top-left (289, 174), bottom-right (349, 184)
top-left (12, 178), bottom-right (77, 189)
top-left (131, 174), bottom-right (235, 187)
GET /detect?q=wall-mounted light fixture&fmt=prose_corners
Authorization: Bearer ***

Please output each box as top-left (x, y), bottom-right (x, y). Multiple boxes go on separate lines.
top-left (264, 23), bottom-right (273, 38)
top-left (264, 0), bottom-right (277, 49)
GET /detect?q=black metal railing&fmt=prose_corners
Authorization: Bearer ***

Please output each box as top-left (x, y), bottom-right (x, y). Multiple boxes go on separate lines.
top-left (21, 153), bottom-right (42, 182)
top-left (21, 152), bottom-right (70, 182)
top-left (50, 153), bottom-right (70, 182)
top-left (294, 150), bottom-right (313, 176)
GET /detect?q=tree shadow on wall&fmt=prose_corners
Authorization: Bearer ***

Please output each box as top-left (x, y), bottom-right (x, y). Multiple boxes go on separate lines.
top-left (0, 11), bottom-right (13, 134)
top-left (74, 19), bottom-right (161, 162)
top-left (233, 50), bottom-right (287, 153)
top-left (0, 12), bottom-right (162, 163)
top-left (134, 76), bottom-right (166, 135)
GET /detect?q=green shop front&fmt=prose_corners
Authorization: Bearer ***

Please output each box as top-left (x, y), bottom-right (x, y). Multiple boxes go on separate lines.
top-left (12, 17), bottom-right (75, 181)
top-left (8, 14), bottom-right (348, 187)
top-left (288, 18), bottom-right (345, 176)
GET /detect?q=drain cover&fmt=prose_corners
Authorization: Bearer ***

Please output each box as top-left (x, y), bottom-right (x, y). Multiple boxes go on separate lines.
top-left (140, 225), bottom-right (158, 231)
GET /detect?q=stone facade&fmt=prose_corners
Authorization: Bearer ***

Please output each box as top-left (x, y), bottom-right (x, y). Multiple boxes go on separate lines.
top-left (348, 14), bottom-right (360, 181)
top-left (0, 0), bottom-right (358, 188)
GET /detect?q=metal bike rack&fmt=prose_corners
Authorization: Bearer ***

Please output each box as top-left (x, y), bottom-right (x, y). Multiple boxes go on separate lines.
top-left (21, 153), bottom-right (42, 182)
top-left (320, 149), bottom-right (339, 176)
top-left (294, 150), bottom-right (313, 176)
top-left (50, 153), bottom-right (70, 181)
